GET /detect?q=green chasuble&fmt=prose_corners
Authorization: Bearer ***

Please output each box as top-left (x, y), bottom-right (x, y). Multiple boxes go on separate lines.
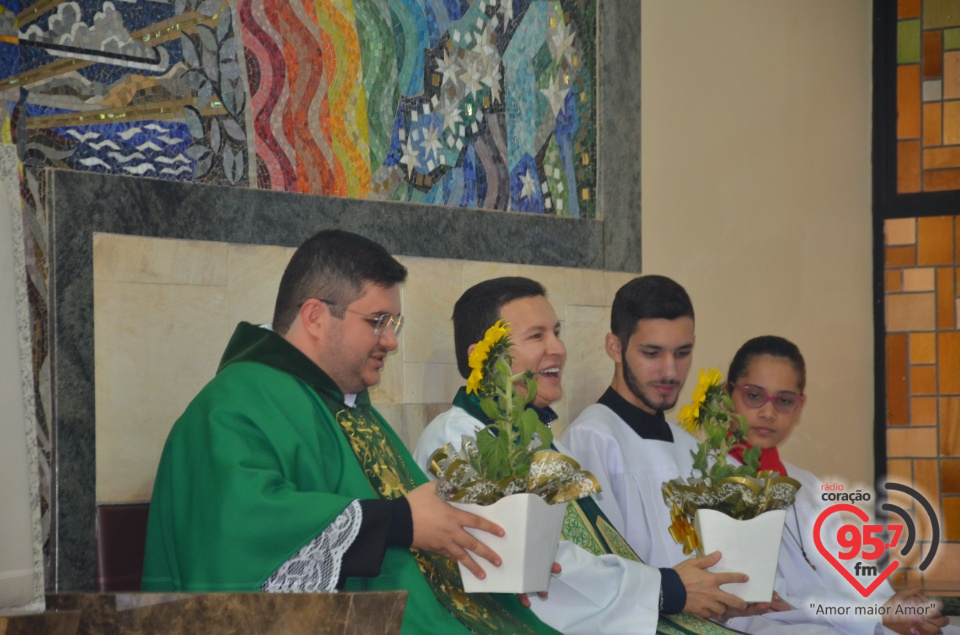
top-left (143, 322), bottom-right (557, 635)
top-left (452, 388), bottom-right (746, 635)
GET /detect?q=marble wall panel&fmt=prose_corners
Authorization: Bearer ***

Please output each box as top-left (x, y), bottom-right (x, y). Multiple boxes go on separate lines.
top-left (44, 591), bottom-right (406, 634)
top-left (47, 167), bottom-right (636, 589)
top-left (94, 276), bottom-right (231, 503)
top-left (93, 234), bottom-right (229, 286)
top-left (460, 261), bottom-right (520, 291)
top-left (226, 245), bottom-right (295, 329)
top-left (402, 362), bottom-right (466, 404)
top-left (373, 404), bottom-right (404, 449)
top-left (604, 271), bottom-right (640, 305)
top-left (397, 404), bottom-right (441, 457)
top-left (569, 268), bottom-right (611, 309)
top-left (561, 305), bottom-right (616, 436)
top-left (368, 360), bottom-right (403, 405)
top-left (397, 257), bottom-right (462, 365)
top-left (518, 265), bottom-right (580, 322)
top-left (92, 235), bottom-right (633, 512)
top-left (0, 144), bottom-right (44, 611)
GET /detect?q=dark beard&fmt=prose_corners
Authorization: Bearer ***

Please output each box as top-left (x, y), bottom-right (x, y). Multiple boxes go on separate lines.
top-left (623, 357), bottom-right (679, 413)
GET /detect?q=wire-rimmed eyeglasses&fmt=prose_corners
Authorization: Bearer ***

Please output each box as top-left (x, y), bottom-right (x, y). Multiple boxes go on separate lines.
top-left (320, 299), bottom-right (404, 337)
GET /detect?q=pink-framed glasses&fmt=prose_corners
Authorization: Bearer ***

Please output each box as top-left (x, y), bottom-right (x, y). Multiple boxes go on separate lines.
top-left (732, 384), bottom-right (805, 414)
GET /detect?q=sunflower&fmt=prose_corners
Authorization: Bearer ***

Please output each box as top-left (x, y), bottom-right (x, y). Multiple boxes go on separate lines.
top-left (466, 367), bottom-right (483, 394)
top-left (429, 319), bottom-right (598, 506)
top-left (678, 403), bottom-right (700, 434)
top-left (465, 320), bottom-right (510, 395)
top-left (678, 368), bottom-right (724, 434)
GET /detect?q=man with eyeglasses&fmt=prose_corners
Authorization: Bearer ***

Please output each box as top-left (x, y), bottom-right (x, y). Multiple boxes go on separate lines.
top-left (142, 230), bottom-right (557, 635)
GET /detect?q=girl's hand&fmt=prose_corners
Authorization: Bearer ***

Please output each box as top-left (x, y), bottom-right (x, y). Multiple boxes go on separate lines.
top-left (882, 589), bottom-right (948, 635)
top-left (769, 592), bottom-right (793, 612)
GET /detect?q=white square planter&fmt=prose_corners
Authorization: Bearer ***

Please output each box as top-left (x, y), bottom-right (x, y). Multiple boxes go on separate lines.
top-left (451, 493), bottom-right (568, 593)
top-left (693, 508), bottom-right (786, 603)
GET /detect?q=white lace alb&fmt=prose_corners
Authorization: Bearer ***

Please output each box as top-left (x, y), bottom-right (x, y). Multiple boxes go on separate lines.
top-left (260, 500), bottom-right (362, 592)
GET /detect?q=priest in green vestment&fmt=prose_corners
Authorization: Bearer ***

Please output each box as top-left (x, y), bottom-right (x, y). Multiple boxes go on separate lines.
top-left (142, 230), bottom-right (557, 635)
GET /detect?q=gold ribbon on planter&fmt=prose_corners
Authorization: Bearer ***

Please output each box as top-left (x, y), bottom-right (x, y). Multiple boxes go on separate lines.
top-left (668, 503), bottom-right (703, 556)
top-left (662, 472), bottom-right (802, 551)
top-left (430, 444), bottom-right (600, 505)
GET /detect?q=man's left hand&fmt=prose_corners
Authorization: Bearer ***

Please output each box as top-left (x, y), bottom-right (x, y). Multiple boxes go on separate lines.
top-left (518, 562), bottom-right (562, 608)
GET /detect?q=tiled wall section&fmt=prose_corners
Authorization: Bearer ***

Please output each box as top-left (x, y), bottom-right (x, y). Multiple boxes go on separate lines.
top-left (896, 0), bottom-right (960, 192)
top-left (94, 233), bottom-right (631, 504)
top-left (884, 215), bottom-right (960, 590)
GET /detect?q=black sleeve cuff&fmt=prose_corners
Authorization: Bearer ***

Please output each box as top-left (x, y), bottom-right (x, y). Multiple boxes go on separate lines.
top-left (338, 499), bottom-right (411, 587)
top-left (385, 496), bottom-right (413, 547)
top-left (658, 567), bottom-right (687, 615)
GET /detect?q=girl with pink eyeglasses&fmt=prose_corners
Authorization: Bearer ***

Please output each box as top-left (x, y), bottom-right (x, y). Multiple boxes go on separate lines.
top-left (722, 336), bottom-right (952, 635)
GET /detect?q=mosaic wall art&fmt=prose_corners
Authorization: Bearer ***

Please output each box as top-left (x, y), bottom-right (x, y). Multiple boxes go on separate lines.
top-left (0, 0), bottom-right (597, 215)
top-left (0, 0), bottom-right (600, 581)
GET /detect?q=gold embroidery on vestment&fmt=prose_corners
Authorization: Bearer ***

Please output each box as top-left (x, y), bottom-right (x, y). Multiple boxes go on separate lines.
top-left (335, 406), bottom-right (543, 634)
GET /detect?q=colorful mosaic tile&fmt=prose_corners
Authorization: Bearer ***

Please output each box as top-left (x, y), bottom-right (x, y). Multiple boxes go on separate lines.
top-left (0, 0), bottom-right (600, 573)
top-left (0, 0), bottom-right (597, 211)
top-left (893, 0), bottom-right (960, 194)
top-left (884, 214), bottom-right (960, 587)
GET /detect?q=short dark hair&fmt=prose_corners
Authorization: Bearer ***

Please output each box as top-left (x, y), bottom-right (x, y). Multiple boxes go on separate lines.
top-left (272, 229), bottom-right (407, 334)
top-left (452, 277), bottom-right (546, 378)
top-left (727, 335), bottom-right (807, 393)
top-left (610, 275), bottom-right (694, 346)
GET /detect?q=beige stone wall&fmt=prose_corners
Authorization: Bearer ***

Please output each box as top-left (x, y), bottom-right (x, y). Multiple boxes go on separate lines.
top-left (94, 233), bottom-right (633, 503)
top-left (642, 0), bottom-right (874, 484)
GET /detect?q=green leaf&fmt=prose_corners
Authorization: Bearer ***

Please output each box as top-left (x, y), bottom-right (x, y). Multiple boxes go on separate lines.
top-left (495, 426), bottom-right (512, 479)
top-left (538, 421), bottom-right (553, 448)
top-left (710, 464), bottom-right (734, 480)
top-left (479, 396), bottom-right (501, 421)
top-left (742, 445), bottom-right (761, 470)
top-left (532, 421), bottom-right (553, 450)
top-left (521, 373), bottom-right (537, 404)
top-left (692, 445), bottom-right (709, 476)
top-left (475, 428), bottom-right (501, 479)
top-left (509, 447), bottom-right (532, 475)
top-left (707, 424), bottom-right (726, 445)
top-left (518, 408), bottom-right (540, 447)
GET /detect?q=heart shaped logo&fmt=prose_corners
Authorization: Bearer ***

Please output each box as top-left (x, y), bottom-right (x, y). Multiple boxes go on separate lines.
top-left (813, 503), bottom-right (899, 598)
